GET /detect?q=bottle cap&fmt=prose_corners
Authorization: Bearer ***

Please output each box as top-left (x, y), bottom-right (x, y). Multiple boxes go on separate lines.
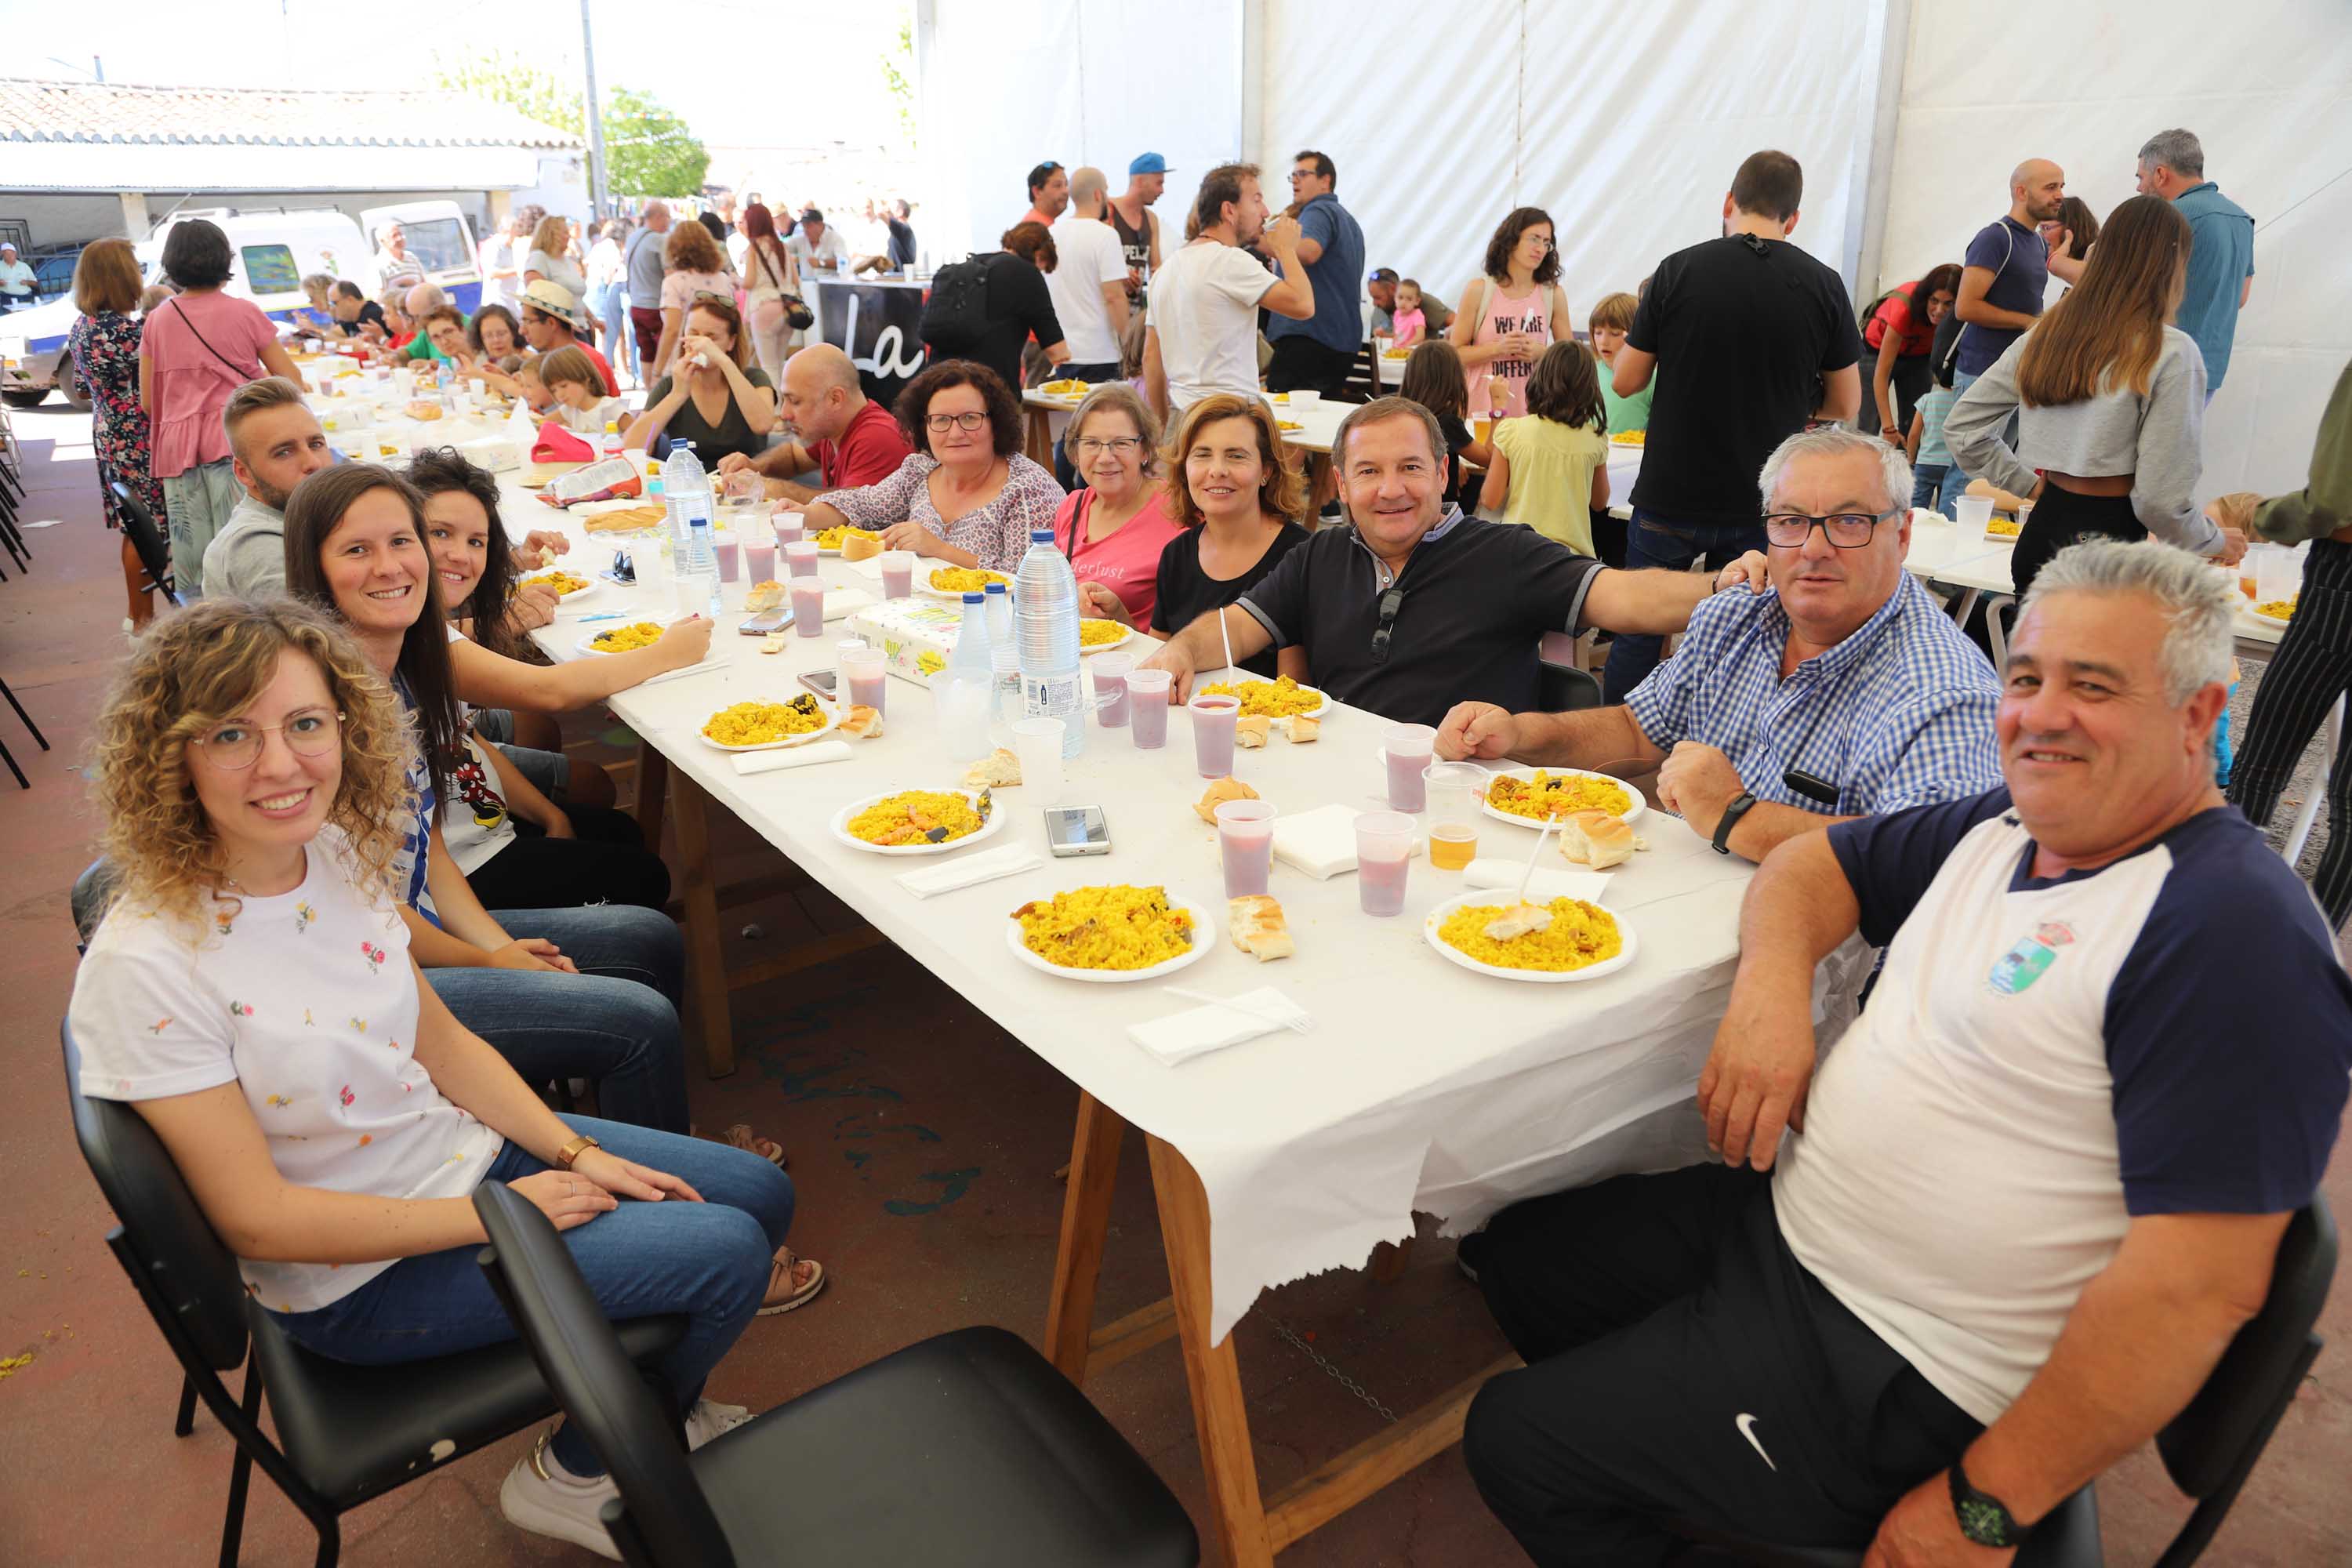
top-left (963, 592), bottom-right (986, 604)
top-left (1031, 528), bottom-right (1055, 543)
top-left (984, 581), bottom-right (1007, 593)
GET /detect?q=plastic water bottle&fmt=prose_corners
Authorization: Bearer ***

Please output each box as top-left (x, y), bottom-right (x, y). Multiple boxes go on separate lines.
top-left (663, 441), bottom-right (710, 561)
top-left (599, 419), bottom-right (623, 465)
top-left (682, 510), bottom-right (723, 621)
top-left (984, 581), bottom-right (1019, 739)
top-left (1013, 527), bottom-right (1084, 758)
top-left (934, 592), bottom-right (995, 758)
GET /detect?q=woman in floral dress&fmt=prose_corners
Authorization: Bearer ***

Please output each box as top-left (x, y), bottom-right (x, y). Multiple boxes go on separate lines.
top-left (67, 238), bottom-right (164, 628)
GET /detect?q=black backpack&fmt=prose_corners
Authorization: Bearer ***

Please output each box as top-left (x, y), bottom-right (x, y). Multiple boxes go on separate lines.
top-left (921, 252), bottom-right (1004, 353)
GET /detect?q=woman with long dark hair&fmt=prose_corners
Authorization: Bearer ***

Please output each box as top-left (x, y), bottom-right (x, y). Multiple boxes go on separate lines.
top-left (1148, 393), bottom-right (1312, 682)
top-left (1450, 206), bottom-right (1571, 421)
top-left (1865, 261), bottom-right (1962, 445)
top-left (67, 238), bottom-right (165, 628)
top-left (1948, 194), bottom-right (2245, 596)
top-left (738, 201), bottom-right (803, 379)
top-left (1397, 338), bottom-right (1493, 510)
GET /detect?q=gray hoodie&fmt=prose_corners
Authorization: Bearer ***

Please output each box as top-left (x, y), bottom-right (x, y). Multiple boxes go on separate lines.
top-left (201, 493), bottom-right (288, 600)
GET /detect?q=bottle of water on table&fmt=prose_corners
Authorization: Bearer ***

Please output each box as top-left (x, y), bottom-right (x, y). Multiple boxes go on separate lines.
top-left (681, 510), bottom-right (724, 621)
top-left (984, 580), bottom-right (1018, 740)
top-left (662, 440), bottom-right (710, 561)
top-left (1014, 527), bottom-right (1083, 758)
top-left (935, 592), bottom-right (996, 759)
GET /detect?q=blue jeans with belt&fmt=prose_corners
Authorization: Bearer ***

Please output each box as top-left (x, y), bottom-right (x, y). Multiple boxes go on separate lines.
top-left (425, 905), bottom-right (690, 1134)
top-left (272, 1115), bottom-right (794, 1478)
top-left (1599, 509), bottom-right (1768, 702)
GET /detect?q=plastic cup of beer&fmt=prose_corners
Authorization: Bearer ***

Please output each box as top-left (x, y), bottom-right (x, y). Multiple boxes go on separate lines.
top-left (1355, 811), bottom-right (1415, 917)
top-left (1424, 761), bottom-right (1488, 871)
top-left (1214, 799), bottom-right (1277, 900)
top-left (1127, 669), bottom-right (1172, 750)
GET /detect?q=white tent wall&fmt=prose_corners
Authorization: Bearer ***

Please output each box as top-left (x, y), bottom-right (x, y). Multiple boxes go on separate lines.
top-left (1871, 0), bottom-right (2351, 497)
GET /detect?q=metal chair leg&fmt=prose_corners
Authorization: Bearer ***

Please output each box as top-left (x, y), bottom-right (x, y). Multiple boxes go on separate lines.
top-left (217, 1359), bottom-right (263, 1568)
top-left (175, 1374), bottom-right (200, 1437)
top-left (0, 733), bottom-right (25, 791)
top-left (0, 676), bottom-right (47, 751)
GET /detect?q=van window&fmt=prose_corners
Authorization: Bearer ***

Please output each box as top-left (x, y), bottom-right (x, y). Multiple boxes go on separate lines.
top-left (398, 219), bottom-right (472, 274)
top-left (241, 245), bottom-right (301, 296)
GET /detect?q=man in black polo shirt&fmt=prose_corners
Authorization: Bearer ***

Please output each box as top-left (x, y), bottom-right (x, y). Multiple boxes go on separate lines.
top-left (1602, 150), bottom-right (1864, 703)
top-left (1135, 398), bottom-right (1768, 728)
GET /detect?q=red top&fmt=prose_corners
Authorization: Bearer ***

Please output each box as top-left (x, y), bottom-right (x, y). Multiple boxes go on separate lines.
top-left (814, 397), bottom-right (915, 491)
top-left (574, 341), bottom-right (619, 398)
top-left (1051, 486), bottom-right (1183, 627)
top-left (1863, 282), bottom-right (1936, 357)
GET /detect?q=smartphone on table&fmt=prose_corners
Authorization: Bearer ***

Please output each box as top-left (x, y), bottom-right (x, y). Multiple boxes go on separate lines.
top-left (1044, 805), bottom-right (1111, 857)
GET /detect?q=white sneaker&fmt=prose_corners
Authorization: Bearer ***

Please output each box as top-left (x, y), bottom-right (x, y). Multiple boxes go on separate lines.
top-left (499, 1427), bottom-right (622, 1560)
top-left (684, 1397), bottom-right (753, 1450)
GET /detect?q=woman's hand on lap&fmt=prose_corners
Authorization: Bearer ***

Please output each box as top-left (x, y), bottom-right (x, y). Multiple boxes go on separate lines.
top-left (509, 1169), bottom-right (618, 1231)
top-left (488, 938), bottom-right (577, 975)
top-left (573, 1149), bottom-right (705, 1204)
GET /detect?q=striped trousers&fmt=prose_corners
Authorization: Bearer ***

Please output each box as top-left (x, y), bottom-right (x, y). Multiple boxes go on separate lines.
top-left (2229, 539), bottom-right (2352, 927)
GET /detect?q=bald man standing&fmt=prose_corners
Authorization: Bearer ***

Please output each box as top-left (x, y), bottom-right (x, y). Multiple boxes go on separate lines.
top-left (717, 343), bottom-right (914, 503)
top-left (1952, 159), bottom-right (2077, 399)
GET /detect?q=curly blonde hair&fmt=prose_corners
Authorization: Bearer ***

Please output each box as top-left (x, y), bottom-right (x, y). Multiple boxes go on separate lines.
top-left (1161, 393), bottom-right (1308, 529)
top-left (87, 599), bottom-right (414, 936)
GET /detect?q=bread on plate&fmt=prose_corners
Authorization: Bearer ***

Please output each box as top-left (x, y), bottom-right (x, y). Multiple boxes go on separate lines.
top-left (1557, 808), bottom-right (1635, 869)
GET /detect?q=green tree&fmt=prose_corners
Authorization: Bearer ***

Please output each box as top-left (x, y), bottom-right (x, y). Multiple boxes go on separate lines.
top-left (880, 16), bottom-right (916, 148)
top-left (434, 49), bottom-right (709, 200)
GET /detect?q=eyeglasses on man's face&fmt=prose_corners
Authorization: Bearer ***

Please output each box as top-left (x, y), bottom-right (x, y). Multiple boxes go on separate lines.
top-left (925, 411), bottom-right (990, 433)
top-left (1074, 437), bottom-right (1144, 456)
top-left (193, 710), bottom-right (344, 770)
top-left (1762, 509), bottom-right (1903, 549)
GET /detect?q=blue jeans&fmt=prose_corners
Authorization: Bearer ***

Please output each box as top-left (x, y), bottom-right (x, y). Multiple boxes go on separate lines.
top-left (598, 283), bottom-right (633, 379)
top-left (1911, 462), bottom-right (1951, 512)
top-left (426, 906), bottom-right (690, 1134)
top-left (1599, 510), bottom-right (1768, 702)
top-left (272, 1115), bottom-right (793, 1478)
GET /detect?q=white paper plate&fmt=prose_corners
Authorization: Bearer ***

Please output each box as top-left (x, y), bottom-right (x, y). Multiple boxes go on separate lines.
top-left (918, 569), bottom-right (1015, 601)
top-left (696, 699), bottom-right (842, 753)
top-left (575, 623), bottom-right (668, 655)
top-left (1480, 766), bottom-right (1648, 829)
top-left (1421, 892), bottom-right (1639, 984)
top-left (1004, 890), bottom-right (1213, 984)
top-left (1078, 621), bottom-right (1134, 655)
top-left (2250, 606), bottom-right (2295, 630)
top-left (521, 573), bottom-right (597, 604)
top-left (828, 787), bottom-right (1007, 856)
top-left (1191, 675), bottom-right (1330, 720)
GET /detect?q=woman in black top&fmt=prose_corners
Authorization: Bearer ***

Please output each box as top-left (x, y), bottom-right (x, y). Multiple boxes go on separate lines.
top-left (1149, 394), bottom-right (1313, 682)
top-left (623, 296), bottom-right (776, 466)
top-left (1397, 339), bottom-right (1492, 510)
top-left (961, 222), bottom-right (1069, 396)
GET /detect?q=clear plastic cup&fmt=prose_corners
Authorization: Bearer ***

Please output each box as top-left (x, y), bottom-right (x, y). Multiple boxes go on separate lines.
top-left (1091, 652), bottom-right (1134, 727)
top-left (1955, 493), bottom-right (1995, 532)
top-left (790, 577), bottom-right (826, 638)
top-left (1012, 717), bottom-right (1067, 803)
top-left (1378, 723), bottom-right (1438, 811)
top-left (842, 645), bottom-right (887, 714)
top-left (1127, 669), bottom-right (1171, 750)
top-left (1190, 693), bottom-right (1241, 779)
top-left (783, 539), bottom-right (820, 579)
top-left (1355, 811), bottom-right (1415, 917)
top-left (712, 532), bottom-right (742, 583)
top-left (1215, 799), bottom-right (1277, 899)
top-left (772, 510), bottom-right (806, 546)
top-left (742, 519), bottom-right (778, 585)
top-left (880, 550), bottom-right (916, 599)
top-left (1424, 761), bottom-right (1487, 870)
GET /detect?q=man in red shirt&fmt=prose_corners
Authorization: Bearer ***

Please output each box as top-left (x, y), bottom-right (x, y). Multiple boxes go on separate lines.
top-left (718, 343), bottom-right (913, 503)
top-left (517, 279), bottom-right (619, 398)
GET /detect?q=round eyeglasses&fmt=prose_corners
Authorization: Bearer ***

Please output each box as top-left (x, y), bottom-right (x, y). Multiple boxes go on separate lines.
top-left (192, 710), bottom-right (344, 771)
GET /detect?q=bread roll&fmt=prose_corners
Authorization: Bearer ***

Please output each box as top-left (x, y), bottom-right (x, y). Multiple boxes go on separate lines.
top-left (1228, 895), bottom-right (1295, 962)
top-left (1558, 808), bottom-right (1635, 869)
top-left (1234, 715), bottom-right (1271, 749)
top-left (743, 580), bottom-right (786, 611)
top-left (841, 531), bottom-right (885, 561)
top-left (1280, 716), bottom-right (1320, 744)
top-left (1193, 776), bottom-right (1260, 822)
top-left (962, 748), bottom-right (1022, 787)
top-left (840, 705), bottom-right (884, 739)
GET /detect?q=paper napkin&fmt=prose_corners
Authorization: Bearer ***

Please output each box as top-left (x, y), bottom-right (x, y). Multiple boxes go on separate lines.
top-left (895, 844), bottom-right (1044, 898)
top-left (1460, 858), bottom-right (1613, 904)
top-left (731, 740), bottom-right (854, 776)
top-left (1269, 802), bottom-right (1424, 880)
top-left (1129, 987), bottom-right (1312, 1065)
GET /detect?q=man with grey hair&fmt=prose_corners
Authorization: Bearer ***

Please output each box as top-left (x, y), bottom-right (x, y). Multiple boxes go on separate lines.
top-left (622, 199), bottom-right (673, 374)
top-left (1438, 425), bottom-right (2002, 860)
top-left (2137, 129), bottom-right (2256, 394)
top-left (1461, 535), bottom-right (2350, 1566)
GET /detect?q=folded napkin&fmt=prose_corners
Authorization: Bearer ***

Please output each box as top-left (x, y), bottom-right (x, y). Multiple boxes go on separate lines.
top-left (838, 557), bottom-right (886, 584)
top-left (822, 587), bottom-right (876, 622)
top-left (731, 740), bottom-right (854, 777)
top-left (896, 843), bottom-right (1044, 898)
top-left (641, 656), bottom-right (734, 687)
top-left (1129, 986), bottom-right (1312, 1065)
top-left (1269, 802), bottom-right (1423, 880)
top-left (1461, 858), bottom-right (1613, 904)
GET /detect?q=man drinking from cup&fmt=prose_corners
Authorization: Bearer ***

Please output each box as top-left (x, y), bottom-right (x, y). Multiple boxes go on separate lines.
top-left (1435, 426), bottom-right (2003, 860)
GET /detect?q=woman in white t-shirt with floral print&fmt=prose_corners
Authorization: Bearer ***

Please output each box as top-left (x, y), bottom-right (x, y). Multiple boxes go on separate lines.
top-left (67, 599), bottom-right (813, 1560)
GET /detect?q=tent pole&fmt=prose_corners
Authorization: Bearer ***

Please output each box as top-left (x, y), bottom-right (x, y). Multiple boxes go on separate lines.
top-left (1847, 0), bottom-right (1915, 305)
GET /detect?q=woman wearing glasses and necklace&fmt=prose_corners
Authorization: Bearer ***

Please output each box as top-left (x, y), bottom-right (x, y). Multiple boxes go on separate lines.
top-left (1051, 383), bottom-right (1183, 628)
top-left (797, 361), bottom-right (1064, 573)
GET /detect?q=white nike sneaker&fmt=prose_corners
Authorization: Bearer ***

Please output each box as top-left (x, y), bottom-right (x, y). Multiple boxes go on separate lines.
top-left (684, 1397), bottom-right (753, 1450)
top-left (499, 1427), bottom-right (622, 1560)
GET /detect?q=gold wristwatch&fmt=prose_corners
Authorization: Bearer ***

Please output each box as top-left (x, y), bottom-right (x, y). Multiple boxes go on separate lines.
top-left (554, 1133), bottom-right (601, 1171)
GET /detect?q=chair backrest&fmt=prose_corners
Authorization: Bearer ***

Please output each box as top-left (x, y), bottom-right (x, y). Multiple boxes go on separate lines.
top-left (1537, 631), bottom-right (1602, 713)
top-left (2158, 1196), bottom-right (2336, 1496)
top-left (58, 1019), bottom-right (252, 1372)
top-left (107, 480), bottom-right (180, 604)
top-left (71, 857), bottom-right (119, 948)
top-left (472, 1182), bottom-right (735, 1567)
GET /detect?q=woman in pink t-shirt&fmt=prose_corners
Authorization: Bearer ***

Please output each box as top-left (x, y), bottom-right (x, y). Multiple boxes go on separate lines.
top-left (1452, 207), bottom-right (1571, 422)
top-left (139, 220), bottom-right (307, 593)
top-left (1055, 383), bottom-right (1182, 629)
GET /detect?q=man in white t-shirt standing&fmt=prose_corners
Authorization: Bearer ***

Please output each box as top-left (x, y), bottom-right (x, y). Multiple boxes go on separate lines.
top-left (1457, 539), bottom-right (2351, 1565)
top-left (1141, 162), bottom-right (1314, 422)
top-left (1046, 167), bottom-right (1131, 386)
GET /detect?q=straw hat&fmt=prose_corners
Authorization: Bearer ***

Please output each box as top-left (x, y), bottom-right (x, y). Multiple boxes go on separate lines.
top-left (518, 278), bottom-right (584, 330)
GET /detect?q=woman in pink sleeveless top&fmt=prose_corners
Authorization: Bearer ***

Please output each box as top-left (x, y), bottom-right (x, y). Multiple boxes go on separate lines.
top-left (1452, 207), bottom-right (1572, 423)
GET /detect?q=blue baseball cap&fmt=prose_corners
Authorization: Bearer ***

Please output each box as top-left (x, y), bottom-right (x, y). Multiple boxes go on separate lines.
top-left (1128, 152), bottom-right (1171, 176)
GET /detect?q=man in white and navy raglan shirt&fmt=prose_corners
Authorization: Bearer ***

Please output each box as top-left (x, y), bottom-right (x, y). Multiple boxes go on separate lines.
top-left (1460, 538), bottom-right (2350, 1566)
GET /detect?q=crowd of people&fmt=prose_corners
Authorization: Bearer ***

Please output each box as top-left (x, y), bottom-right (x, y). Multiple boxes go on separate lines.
top-left (47, 119), bottom-right (2352, 1567)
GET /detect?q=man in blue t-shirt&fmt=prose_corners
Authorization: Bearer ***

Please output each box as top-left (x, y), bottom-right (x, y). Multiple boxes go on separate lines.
top-left (2138, 129), bottom-right (2256, 394)
top-left (1264, 149), bottom-right (1367, 400)
top-left (1952, 158), bottom-right (2080, 390)
top-left (1459, 538), bottom-right (2350, 1565)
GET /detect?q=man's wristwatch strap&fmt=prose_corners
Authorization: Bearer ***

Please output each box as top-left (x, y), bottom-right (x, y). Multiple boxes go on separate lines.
top-left (1949, 1458), bottom-right (2034, 1548)
top-left (1711, 792), bottom-right (1760, 855)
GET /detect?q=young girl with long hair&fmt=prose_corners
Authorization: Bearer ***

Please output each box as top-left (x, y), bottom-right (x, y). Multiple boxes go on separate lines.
top-left (1480, 341), bottom-right (1611, 557)
top-left (68, 597), bottom-right (806, 1558)
top-left (1396, 339), bottom-right (1493, 511)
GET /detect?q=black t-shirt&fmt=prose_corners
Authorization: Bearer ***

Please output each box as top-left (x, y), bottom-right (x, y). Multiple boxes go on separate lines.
top-left (342, 299), bottom-right (387, 337)
top-left (956, 254), bottom-right (1063, 397)
top-left (1626, 236), bottom-right (1861, 526)
top-left (887, 217), bottom-right (917, 269)
top-left (1152, 521), bottom-right (1310, 679)
top-left (1237, 516), bottom-right (1605, 728)
top-left (1436, 412), bottom-right (1473, 508)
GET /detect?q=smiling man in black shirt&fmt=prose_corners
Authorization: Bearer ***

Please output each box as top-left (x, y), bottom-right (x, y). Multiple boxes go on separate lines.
top-left (1602, 151), bottom-right (1864, 702)
top-left (1134, 398), bottom-right (1769, 728)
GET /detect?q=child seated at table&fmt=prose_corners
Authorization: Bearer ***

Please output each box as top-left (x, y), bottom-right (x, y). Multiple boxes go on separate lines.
top-left (1904, 351), bottom-right (1958, 514)
top-left (1587, 292), bottom-right (1650, 437)
top-left (1397, 339), bottom-right (1493, 512)
top-left (513, 354), bottom-right (557, 415)
top-left (1388, 279), bottom-right (1430, 350)
top-left (1480, 341), bottom-right (1610, 556)
top-left (539, 346), bottom-right (626, 434)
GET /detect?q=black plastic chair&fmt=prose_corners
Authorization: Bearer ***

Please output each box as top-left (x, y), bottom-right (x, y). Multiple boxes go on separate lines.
top-left (1678, 1196), bottom-right (2336, 1568)
top-left (61, 1020), bottom-right (686, 1567)
top-left (472, 1180), bottom-right (1201, 1568)
top-left (107, 478), bottom-right (180, 608)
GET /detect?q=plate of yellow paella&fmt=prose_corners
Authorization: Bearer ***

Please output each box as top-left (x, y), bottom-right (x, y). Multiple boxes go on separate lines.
top-left (1481, 766), bottom-right (1646, 829)
top-left (1004, 884), bottom-right (1212, 984)
top-left (828, 786), bottom-right (1005, 856)
top-left (918, 565), bottom-right (1016, 601)
top-left (698, 692), bottom-right (841, 752)
top-left (1421, 893), bottom-right (1638, 984)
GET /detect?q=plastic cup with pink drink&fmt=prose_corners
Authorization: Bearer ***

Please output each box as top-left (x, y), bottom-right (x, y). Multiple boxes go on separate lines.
top-left (742, 519), bottom-right (778, 584)
top-left (790, 577), bottom-right (826, 638)
top-left (880, 550), bottom-right (916, 599)
top-left (1189, 693), bottom-right (1241, 779)
top-left (1355, 811), bottom-right (1415, 916)
top-left (783, 539), bottom-right (820, 579)
top-left (1377, 724), bottom-right (1437, 812)
top-left (1127, 669), bottom-right (1171, 750)
top-left (1091, 652), bottom-right (1134, 727)
top-left (711, 531), bottom-right (742, 583)
top-left (1215, 799), bottom-right (1277, 899)
top-left (841, 645), bottom-right (887, 714)
top-left (772, 510), bottom-right (806, 546)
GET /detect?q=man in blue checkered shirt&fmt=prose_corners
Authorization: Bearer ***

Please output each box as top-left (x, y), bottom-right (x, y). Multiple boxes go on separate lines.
top-left (1436, 426), bottom-right (2002, 860)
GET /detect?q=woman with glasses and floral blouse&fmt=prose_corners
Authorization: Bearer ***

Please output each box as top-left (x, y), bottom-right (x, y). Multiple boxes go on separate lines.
top-left (796, 360), bottom-right (1064, 573)
top-left (1049, 383), bottom-right (1181, 627)
top-left (1452, 206), bottom-right (1572, 423)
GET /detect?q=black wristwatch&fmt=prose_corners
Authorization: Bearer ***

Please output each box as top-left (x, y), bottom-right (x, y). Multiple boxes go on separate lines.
top-left (1949, 1458), bottom-right (2034, 1548)
top-left (1711, 792), bottom-right (1759, 855)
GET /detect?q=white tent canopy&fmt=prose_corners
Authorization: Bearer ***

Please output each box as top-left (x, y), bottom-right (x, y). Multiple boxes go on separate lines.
top-left (914, 0), bottom-right (2352, 497)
